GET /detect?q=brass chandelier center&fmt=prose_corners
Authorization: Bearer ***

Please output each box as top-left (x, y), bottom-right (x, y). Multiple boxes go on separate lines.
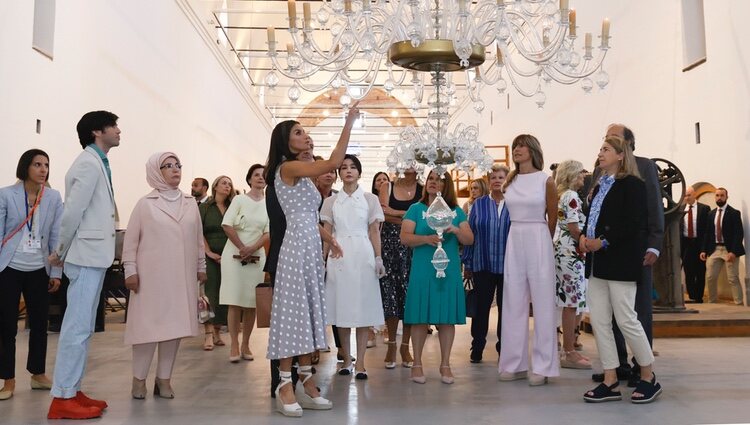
top-left (388, 40), bottom-right (486, 72)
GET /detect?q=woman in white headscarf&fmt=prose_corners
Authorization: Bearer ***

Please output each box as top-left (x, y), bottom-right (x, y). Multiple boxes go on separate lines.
top-left (122, 152), bottom-right (207, 400)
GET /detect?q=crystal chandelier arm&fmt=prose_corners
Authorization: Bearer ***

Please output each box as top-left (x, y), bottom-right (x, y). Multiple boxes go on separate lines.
top-left (292, 30), bottom-right (355, 68)
top-left (505, 11), bottom-right (568, 63)
top-left (504, 66), bottom-right (540, 98)
top-left (387, 63), bottom-right (410, 87)
top-left (499, 46), bottom-right (543, 78)
top-left (469, 1), bottom-right (501, 46)
top-left (288, 72), bottom-right (342, 93)
top-left (547, 51), bottom-right (609, 79)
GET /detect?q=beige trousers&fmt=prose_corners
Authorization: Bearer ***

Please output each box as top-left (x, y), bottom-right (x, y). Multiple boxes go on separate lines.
top-left (705, 246), bottom-right (743, 304)
top-left (588, 277), bottom-right (654, 371)
top-left (132, 339), bottom-right (181, 380)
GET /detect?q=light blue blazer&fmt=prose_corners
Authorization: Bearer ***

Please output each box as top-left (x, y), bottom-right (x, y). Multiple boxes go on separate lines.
top-left (0, 182), bottom-right (64, 278)
top-left (54, 146), bottom-right (117, 268)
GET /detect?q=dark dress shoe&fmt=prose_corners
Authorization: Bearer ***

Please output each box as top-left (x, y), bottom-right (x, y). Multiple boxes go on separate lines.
top-left (470, 348), bottom-right (482, 363)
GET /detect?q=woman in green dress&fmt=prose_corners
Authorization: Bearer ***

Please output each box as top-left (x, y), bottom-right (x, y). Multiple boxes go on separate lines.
top-left (401, 170), bottom-right (474, 385)
top-left (199, 175), bottom-right (235, 350)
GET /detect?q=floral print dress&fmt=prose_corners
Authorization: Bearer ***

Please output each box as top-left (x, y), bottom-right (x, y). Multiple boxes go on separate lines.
top-left (554, 190), bottom-right (587, 311)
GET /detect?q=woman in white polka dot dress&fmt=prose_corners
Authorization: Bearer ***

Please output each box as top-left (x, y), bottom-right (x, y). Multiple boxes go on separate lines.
top-left (263, 103), bottom-right (360, 417)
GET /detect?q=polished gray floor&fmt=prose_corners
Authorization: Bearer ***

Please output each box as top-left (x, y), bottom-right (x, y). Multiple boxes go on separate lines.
top-left (2, 310), bottom-right (750, 425)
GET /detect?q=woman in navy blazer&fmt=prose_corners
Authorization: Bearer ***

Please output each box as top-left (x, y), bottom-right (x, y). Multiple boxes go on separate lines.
top-left (0, 149), bottom-right (64, 401)
top-left (579, 136), bottom-right (661, 404)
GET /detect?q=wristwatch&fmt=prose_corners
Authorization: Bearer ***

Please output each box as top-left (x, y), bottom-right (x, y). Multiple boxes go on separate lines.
top-left (599, 236), bottom-right (609, 249)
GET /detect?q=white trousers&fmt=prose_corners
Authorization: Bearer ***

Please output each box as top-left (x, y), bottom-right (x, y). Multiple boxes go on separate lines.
top-left (588, 277), bottom-right (654, 370)
top-left (499, 223), bottom-right (559, 377)
top-left (132, 339), bottom-right (181, 380)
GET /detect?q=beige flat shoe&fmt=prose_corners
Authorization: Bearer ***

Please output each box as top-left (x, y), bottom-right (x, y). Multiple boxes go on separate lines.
top-left (30, 377), bottom-right (52, 390)
top-left (0, 388), bottom-right (13, 400)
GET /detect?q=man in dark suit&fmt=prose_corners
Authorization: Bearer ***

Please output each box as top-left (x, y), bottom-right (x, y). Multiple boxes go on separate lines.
top-left (680, 186), bottom-right (710, 303)
top-left (591, 123), bottom-right (665, 386)
top-left (700, 188), bottom-right (745, 305)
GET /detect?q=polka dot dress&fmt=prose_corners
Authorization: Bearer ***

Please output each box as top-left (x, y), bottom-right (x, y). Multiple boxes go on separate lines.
top-left (266, 168), bottom-right (327, 360)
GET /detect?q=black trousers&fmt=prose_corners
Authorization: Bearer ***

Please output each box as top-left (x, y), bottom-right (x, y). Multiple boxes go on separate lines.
top-left (470, 271), bottom-right (504, 355)
top-left (682, 237), bottom-right (706, 302)
top-left (0, 267), bottom-right (50, 379)
top-left (613, 265), bottom-right (653, 371)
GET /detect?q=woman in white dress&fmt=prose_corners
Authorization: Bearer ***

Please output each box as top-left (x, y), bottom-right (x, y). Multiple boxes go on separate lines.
top-left (321, 155), bottom-right (386, 380)
top-left (220, 164), bottom-right (269, 363)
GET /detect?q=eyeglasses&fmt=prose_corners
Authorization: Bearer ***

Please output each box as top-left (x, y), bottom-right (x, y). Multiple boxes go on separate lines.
top-left (160, 163), bottom-right (183, 170)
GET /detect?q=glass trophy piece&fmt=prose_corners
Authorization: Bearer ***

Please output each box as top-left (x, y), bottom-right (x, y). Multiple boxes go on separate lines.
top-left (423, 192), bottom-right (456, 278)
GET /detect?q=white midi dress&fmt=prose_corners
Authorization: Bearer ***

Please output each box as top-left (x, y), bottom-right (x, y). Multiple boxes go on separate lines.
top-left (320, 187), bottom-right (385, 328)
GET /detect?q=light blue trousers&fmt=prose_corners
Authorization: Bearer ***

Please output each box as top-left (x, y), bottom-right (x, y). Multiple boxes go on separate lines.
top-left (50, 263), bottom-right (106, 398)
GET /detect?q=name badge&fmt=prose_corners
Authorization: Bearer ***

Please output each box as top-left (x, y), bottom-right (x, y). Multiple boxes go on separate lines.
top-left (23, 235), bottom-right (42, 253)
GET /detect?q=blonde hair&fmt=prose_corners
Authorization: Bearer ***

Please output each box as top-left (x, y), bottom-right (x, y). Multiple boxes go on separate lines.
top-left (555, 160), bottom-right (584, 196)
top-left (491, 164), bottom-right (510, 175)
top-left (210, 175), bottom-right (236, 207)
top-left (469, 178), bottom-right (489, 201)
top-left (603, 136), bottom-right (640, 180)
top-left (503, 134), bottom-right (545, 191)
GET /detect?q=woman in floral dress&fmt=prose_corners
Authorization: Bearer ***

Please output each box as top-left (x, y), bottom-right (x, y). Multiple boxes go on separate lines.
top-left (553, 160), bottom-right (591, 369)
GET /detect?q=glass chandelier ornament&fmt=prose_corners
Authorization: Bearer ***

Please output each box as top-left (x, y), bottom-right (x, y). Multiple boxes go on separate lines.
top-left (386, 69), bottom-right (494, 176)
top-left (266, 0), bottom-right (613, 106)
top-left (424, 191), bottom-right (456, 278)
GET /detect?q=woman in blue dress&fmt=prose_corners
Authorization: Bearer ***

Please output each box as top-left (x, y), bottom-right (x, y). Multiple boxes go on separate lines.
top-left (401, 170), bottom-right (474, 385)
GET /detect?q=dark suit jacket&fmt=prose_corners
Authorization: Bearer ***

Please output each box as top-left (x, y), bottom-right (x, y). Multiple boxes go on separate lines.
top-left (702, 205), bottom-right (745, 257)
top-left (680, 202), bottom-right (710, 253)
top-left (583, 175), bottom-right (648, 282)
top-left (591, 156), bottom-right (664, 253)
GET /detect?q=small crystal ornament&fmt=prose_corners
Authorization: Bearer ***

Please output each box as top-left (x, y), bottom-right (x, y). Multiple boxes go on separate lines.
top-left (423, 192), bottom-right (456, 278)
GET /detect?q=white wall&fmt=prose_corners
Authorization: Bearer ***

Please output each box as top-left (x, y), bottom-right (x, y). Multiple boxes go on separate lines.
top-left (0, 0), bottom-right (270, 224)
top-left (456, 0), bottom-right (750, 290)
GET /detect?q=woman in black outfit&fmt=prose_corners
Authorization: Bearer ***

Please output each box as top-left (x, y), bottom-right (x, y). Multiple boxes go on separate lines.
top-left (579, 136), bottom-right (661, 404)
top-left (378, 168), bottom-right (422, 369)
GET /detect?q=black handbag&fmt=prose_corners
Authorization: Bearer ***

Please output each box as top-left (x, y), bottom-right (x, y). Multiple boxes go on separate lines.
top-left (464, 278), bottom-right (477, 318)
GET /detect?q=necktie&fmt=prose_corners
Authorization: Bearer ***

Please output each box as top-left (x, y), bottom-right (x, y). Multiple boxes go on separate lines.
top-left (716, 209), bottom-right (724, 243)
top-left (687, 205), bottom-right (694, 238)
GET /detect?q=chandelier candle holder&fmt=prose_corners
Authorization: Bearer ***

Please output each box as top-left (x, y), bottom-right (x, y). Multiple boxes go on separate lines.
top-left (424, 191), bottom-right (456, 278)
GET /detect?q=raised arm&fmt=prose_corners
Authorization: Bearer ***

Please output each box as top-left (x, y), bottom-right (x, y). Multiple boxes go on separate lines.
top-left (281, 102), bottom-right (360, 180)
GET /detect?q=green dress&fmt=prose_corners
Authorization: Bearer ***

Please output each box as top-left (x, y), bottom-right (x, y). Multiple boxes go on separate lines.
top-left (403, 202), bottom-right (467, 325)
top-left (199, 199), bottom-right (228, 326)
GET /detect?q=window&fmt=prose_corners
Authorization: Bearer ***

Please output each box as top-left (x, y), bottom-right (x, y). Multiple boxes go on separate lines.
top-left (32, 0), bottom-right (56, 59)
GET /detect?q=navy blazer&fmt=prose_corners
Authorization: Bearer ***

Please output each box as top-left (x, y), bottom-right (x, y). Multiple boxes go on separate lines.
top-left (680, 202), bottom-right (710, 248)
top-left (583, 175), bottom-right (648, 282)
top-left (0, 182), bottom-right (64, 278)
top-left (702, 205), bottom-right (745, 257)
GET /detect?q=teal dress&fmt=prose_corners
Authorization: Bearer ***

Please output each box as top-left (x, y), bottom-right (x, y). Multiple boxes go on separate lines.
top-left (403, 202), bottom-right (467, 325)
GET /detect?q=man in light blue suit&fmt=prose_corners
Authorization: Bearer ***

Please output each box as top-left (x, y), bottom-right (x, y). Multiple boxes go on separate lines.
top-left (47, 111), bottom-right (120, 420)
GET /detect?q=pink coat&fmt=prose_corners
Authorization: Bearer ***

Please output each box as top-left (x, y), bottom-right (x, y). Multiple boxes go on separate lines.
top-left (122, 191), bottom-right (206, 345)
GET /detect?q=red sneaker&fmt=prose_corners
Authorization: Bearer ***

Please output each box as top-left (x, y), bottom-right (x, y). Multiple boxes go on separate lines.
top-left (48, 397), bottom-right (102, 420)
top-left (75, 391), bottom-right (108, 410)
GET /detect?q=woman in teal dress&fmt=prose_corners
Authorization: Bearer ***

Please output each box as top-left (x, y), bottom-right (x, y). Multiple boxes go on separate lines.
top-left (401, 170), bottom-right (474, 385)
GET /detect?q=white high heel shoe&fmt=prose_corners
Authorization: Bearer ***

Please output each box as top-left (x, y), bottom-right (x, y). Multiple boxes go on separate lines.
top-left (275, 371), bottom-right (303, 417)
top-left (295, 365), bottom-right (333, 410)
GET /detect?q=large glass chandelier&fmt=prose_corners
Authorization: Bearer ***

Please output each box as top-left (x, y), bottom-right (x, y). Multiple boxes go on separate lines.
top-left (265, 0), bottom-right (612, 175)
